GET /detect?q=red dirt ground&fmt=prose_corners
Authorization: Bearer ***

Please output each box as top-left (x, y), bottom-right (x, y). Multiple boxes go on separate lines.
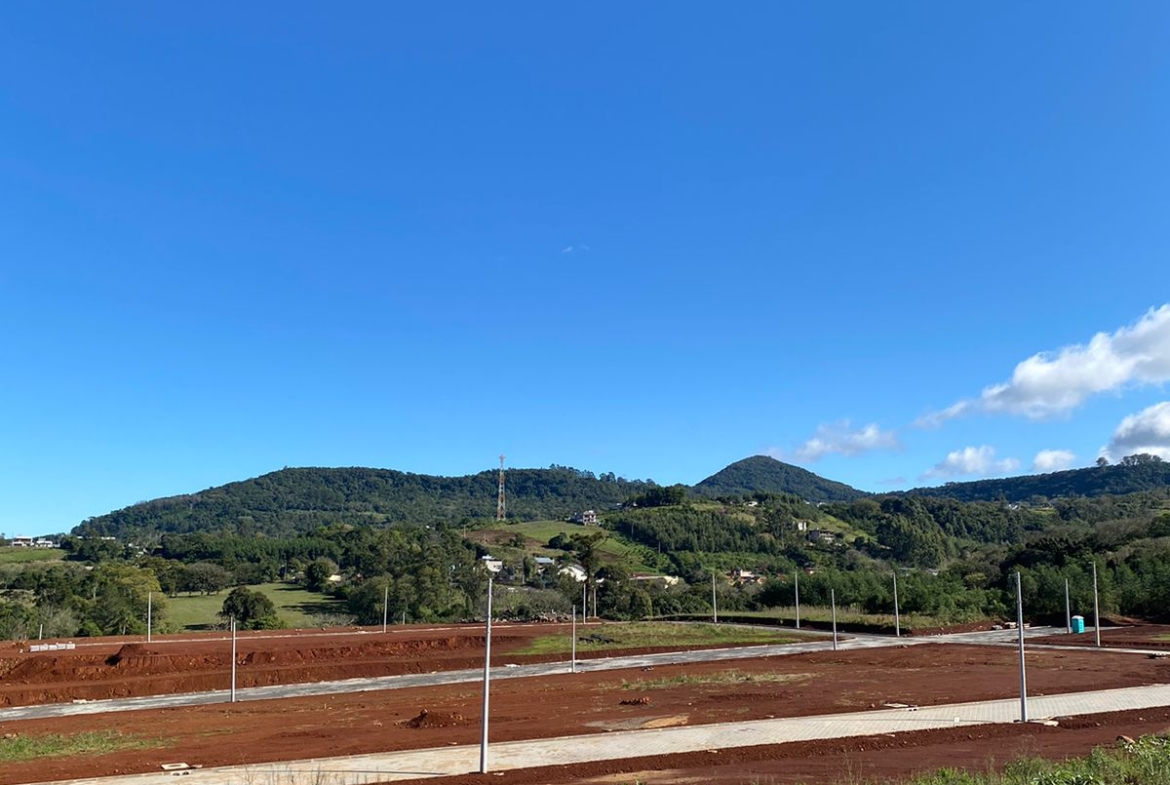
top-left (1032, 623), bottom-right (1170, 651)
top-left (0, 622), bottom-right (781, 707)
top-left (3, 641), bottom-right (1170, 784)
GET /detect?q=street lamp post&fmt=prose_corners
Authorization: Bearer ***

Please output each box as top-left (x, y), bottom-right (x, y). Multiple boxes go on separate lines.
top-left (382, 584), bottom-right (389, 634)
top-left (794, 571), bottom-right (800, 630)
top-left (1015, 571), bottom-right (1027, 723)
top-left (230, 616), bottom-right (237, 704)
top-left (1092, 561), bottom-right (1102, 648)
top-left (830, 589), bottom-right (838, 651)
top-left (1064, 578), bottom-right (1071, 634)
top-left (479, 575), bottom-right (493, 774)
top-left (892, 572), bottom-right (900, 638)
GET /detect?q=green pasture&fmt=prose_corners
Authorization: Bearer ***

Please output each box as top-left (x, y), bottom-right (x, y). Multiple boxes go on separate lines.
top-left (164, 582), bottom-right (345, 631)
top-left (0, 547), bottom-right (66, 564)
top-left (518, 620), bottom-right (800, 655)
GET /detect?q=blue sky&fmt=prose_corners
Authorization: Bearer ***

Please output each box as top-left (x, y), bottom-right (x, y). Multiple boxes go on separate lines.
top-left (3, 3), bottom-right (1170, 534)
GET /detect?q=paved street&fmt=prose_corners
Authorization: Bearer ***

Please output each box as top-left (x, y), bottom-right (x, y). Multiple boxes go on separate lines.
top-left (35, 681), bottom-right (1170, 785)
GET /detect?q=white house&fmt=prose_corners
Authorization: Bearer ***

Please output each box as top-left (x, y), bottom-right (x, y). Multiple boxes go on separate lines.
top-left (558, 564), bottom-right (588, 582)
top-left (480, 555), bottom-right (503, 573)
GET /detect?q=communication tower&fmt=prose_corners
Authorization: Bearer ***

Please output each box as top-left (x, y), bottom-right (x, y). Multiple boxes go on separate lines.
top-left (496, 455), bottom-right (506, 521)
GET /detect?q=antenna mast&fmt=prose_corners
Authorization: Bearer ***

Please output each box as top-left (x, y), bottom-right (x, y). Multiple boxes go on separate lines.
top-left (496, 454), bottom-right (506, 521)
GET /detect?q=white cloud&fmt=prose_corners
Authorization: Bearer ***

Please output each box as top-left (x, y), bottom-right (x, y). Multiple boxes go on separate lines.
top-left (1105, 402), bottom-right (1170, 461)
top-left (1032, 449), bottom-right (1076, 473)
top-left (917, 304), bottom-right (1170, 426)
top-left (791, 421), bottom-right (900, 462)
top-left (923, 445), bottom-right (1020, 479)
top-left (560, 246), bottom-right (575, 254)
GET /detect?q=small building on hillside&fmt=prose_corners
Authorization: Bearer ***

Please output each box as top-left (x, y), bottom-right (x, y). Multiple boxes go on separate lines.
top-left (729, 568), bottom-right (764, 585)
top-left (480, 555), bottom-right (503, 573)
top-left (571, 510), bottom-right (599, 525)
top-left (629, 573), bottom-right (682, 587)
top-left (559, 564), bottom-right (588, 582)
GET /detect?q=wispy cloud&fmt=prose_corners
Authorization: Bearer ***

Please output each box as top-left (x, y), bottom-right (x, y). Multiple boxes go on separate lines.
top-left (923, 445), bottom-right (1020, 480)
top-left (1032, 449), bottom-right (1076, 473)
top-left (788, 421), bottom-right (900, 462)
top-left (1104, 401), bottom-right (1170, 461)
top-left (560, 243), bottom-right (590, 254)
top-left (917, 305), bottom-right (1170, 427)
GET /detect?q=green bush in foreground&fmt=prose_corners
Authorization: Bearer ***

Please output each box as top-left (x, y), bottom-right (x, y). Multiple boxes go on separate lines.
top-left (827, 735), bottom-right (1170, 785)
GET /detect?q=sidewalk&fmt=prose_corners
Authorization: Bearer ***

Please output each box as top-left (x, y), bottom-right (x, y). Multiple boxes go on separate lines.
top-left (40, 681), bottom-right (1170, 785)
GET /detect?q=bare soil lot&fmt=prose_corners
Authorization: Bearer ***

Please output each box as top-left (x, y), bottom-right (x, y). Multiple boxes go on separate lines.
top-left (0, 622), bottom-right (773, 707)
top-left (1033, 623), bottom-right (1170, 651)
top-left (3, 640), bottom-right (1169, 785)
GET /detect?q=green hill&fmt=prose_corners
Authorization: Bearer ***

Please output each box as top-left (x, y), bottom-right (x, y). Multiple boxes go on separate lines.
top-left (904, 456), bottom-right (1170, 503)
top-left (693, 456), bottom-right (868, 503)
top-left (77, 466), bottom-right (651, 539)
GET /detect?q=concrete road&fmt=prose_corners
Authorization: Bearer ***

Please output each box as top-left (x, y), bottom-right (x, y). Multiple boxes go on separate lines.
top-left (34, 680), bottom-right (1170, 785)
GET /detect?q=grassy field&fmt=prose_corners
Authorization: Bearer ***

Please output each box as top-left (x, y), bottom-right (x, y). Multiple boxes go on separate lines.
top-left (165, 582), bottom-right (346, 631)
top-left (0, 730), bottom-right (168, 762)
top-left (518, 621), bottom-right (801, 655)
top-left (0, 547), bottom-right (66, 564)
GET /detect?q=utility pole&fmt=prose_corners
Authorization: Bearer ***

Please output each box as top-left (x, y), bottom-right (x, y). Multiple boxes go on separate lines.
top-left (712, 573), bottom-right (718, 624)
top-left (479, 575), bottom-right (493, 773)
top-left (1092, 560), bottom-right (1101, 648)
top-left (382, 584), bottom-right (389, 634)
top-left (571, 605), bottom-right (577, 674)
top-left (582, 582), bottom-right (587, 626)
top-left (147, 591), bottom-right (153, 643)
top-left (1015, 571), bottom-right (1027, 722)
top-left (830, 589), bottom-right (838, 651)
top-left (230, 616), bottom-right (237, 704)
top-left (794, 571), bottom-right (800, 630)
top-left (592, 583), bottom-right (597, 621)
top-left (1064, 578), bottom-right (1071, 634)
top-left (892, 571), bottom-right (900, 638)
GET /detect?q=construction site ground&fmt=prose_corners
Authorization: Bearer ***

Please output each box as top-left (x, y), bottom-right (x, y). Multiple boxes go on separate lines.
top-left (4, 624), bottom-right (1170, 785)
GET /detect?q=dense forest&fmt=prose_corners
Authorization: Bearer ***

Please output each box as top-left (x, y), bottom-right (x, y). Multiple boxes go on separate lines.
top-left (68, 455), bottom-right (1170, 544)
top-left (902, 454), bottom-right (1170, 503)
top-left (76, 466), bottom-right (654, 540)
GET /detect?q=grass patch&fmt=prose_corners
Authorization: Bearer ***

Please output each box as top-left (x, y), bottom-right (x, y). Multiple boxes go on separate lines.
top-left (518, 621), bottom-right (800, 655)
top-left (0, 730), bottom-right (167, 762)
top-left (165, 582), bottom-right (345, 631)
top-left (664, 607), bottom-right (955, 630)
top-left (0, 547), bottom-right (65, 564)
top-left (844, 734), bottom-right (1170, 784)
top-left (609, 670), bottom-right (811, 691)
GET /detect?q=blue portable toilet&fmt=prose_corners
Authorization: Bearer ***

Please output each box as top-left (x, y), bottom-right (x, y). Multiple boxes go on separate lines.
top-left (1071, 615), bottom-right (1085, 634)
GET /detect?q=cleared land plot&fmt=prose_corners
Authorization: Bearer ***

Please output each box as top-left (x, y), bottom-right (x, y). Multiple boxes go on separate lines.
top-left (0, 621), bottom-right (802, 707)
top-left (2, 641), bottom-right (1169, 785)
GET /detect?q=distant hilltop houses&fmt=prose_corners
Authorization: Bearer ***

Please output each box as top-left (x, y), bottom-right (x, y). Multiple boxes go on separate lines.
top-left (8, 536), bottom-right (58, 548)
top-left (570, 510), bottom-right (599, 525)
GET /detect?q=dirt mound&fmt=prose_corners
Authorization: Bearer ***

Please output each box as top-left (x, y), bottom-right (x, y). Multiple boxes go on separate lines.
top-left (106, 644), bottom-right (153, 666)
top-left (402, 709), bottom-right (467, 729)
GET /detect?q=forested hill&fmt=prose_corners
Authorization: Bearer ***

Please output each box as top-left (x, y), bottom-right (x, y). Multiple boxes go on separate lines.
top-left (693, 455), bottom-right (868, 502)
top-left (904, 456), bottom-right (1170, 503)
top-left (76, 466), bottom-right (653, 539)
